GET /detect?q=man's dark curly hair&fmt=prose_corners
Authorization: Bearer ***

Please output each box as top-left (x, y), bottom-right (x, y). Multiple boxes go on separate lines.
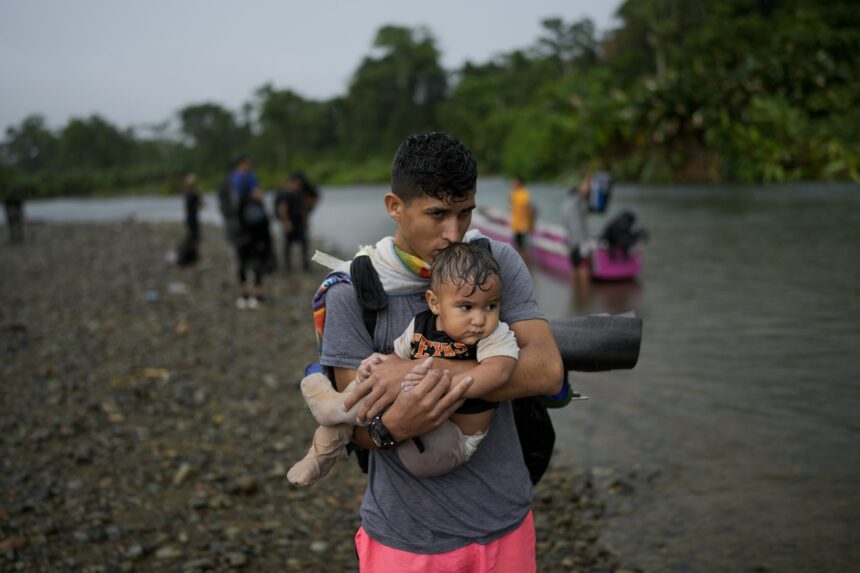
top-left (430, 242), bottom-right (501, 297)
top-left (391, 132), bottom-right (478, 204)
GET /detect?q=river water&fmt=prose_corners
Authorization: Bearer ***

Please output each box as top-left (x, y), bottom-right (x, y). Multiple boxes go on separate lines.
top-left (17, 178), bottom-right (860, 572)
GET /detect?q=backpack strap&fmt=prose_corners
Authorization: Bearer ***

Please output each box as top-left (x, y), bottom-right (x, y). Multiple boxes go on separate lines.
top-left (346, 256), bottom-right (432, 460)
top-left (350, 255), bottom-right (388, 338)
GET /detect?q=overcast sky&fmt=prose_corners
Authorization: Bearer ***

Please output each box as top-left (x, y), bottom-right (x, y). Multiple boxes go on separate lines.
top-left (0, 0), bottom-right (621, 133)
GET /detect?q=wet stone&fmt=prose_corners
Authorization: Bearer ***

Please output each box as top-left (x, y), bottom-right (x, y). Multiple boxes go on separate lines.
top-left (72, 530), bottom-right (89, 543)
top-left (74, 445), bottom-right (95, 464)
top-left (155, 545), bottom-right (183, 560)
top-left (309, 540), bottom-right (328, 554)
top-left (224, 551), bottom-right (249, 568)
top-left (228, 476), bottom-right (258, 496)
top-left (182, 557), bottom-right (215, 571)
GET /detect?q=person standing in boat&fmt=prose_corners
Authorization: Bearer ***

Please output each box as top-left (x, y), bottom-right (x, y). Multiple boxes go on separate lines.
top-left (563, 173), bottom-right (592, 295)
top-left (508, 176), bottom-right (534, 259)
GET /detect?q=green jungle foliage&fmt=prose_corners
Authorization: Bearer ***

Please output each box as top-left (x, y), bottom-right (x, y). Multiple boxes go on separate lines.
top-left (2, 0), bottom-right (858, 198)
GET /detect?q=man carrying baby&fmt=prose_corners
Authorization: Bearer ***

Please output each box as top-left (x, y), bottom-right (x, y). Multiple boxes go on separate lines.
top-left (317, 131), bottom-right (563, 572)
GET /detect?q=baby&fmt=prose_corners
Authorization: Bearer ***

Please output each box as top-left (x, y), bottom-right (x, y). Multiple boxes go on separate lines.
top-left (288, 241), bottom-right (519, 485)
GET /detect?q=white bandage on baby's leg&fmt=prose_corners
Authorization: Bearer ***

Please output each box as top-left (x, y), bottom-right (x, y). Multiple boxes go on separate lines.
top-left (300, 373), bottom-right (361, 426)
top-left (461, 430), bottom-right (487, 460)
top-left (287, 423), bottom-right (353, 486)
top-left (397, 421), bottom-right (478, 478)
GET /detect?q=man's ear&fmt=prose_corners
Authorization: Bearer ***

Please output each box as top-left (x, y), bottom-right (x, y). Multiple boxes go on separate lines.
top-left (384, 192), bottom-right (403, 223)
top-left (426, 289), bottom-right (441, 315)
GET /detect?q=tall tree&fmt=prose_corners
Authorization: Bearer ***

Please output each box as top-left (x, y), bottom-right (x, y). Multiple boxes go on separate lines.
top-left (178, 103), bottom-right (244, 172)
top-left (343, 25), bottom-right (447, 157)
top-left (2, 115), bottom-right (60, 173)
top-left (537, 17), bottom-right (600, 75)
top-left (255, 84), bottom-right (338, 169)
top-left (60, 115), bottom-right (134, 170)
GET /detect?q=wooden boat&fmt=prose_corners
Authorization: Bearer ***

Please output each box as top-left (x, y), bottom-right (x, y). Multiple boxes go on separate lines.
top-left (470, 206), bottom-right (641, 281)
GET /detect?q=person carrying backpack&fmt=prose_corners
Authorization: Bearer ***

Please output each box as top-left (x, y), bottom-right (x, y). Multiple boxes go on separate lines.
top-left (235, 189), bottom-right (272, 309)
top-left (311, 132), bottom-right (564, 572)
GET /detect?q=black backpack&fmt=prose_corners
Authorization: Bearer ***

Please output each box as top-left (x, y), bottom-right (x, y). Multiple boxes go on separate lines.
top-left (344, 239), bottom-right (556, 485)
top-left (601, 210), bottom-right (648, 257)
top-left (241, 200), bottom-right (268, 227)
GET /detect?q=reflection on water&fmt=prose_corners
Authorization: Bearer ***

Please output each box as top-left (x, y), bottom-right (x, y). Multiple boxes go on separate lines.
top-left (21, 179), bottom-right (860, 572)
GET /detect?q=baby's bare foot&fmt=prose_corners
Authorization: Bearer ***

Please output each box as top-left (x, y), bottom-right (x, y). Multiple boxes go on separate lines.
top-left (301, 374), bottom-right (360, 426)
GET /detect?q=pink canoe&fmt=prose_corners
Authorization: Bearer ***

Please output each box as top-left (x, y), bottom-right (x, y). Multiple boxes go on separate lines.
top-left (470, 207), bottom-right (641, 281)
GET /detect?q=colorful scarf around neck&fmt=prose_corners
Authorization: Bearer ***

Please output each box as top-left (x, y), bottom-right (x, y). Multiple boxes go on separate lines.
top-left (392, 243), bottom-right (430, 279)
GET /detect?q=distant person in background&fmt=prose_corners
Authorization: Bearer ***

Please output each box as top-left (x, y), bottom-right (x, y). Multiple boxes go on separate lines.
top-left (177, 174), bottom-right (204, 266)
top-left (3, 189), bottom-right (25, 245)
top-left (230, 155), bottom-right (260, 201)
top-left (563, 173), bottom-right (592, 294)
top-left (217, 160), bottom-right (241, 246)
top-left (223, 155), bottom-right (272, 307)
top-left (183, 173), bottom-right (204, 246)
top-left (275, 171), bottom-right (319, 271)
top-left (509, 176), bottom-right (533, 258)
top-left (297, 172), bottom-right (320, 230)
top-left (235, 188), bottom-right (273, 309)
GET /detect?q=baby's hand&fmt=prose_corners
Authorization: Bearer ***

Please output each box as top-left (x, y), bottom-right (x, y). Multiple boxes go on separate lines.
top-left (402, 357), bottom-right (454, 392)
top-left (356, 353), bottom-right (386, 384)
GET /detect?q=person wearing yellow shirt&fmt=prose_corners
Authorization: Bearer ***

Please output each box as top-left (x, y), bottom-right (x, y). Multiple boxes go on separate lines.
top-left (509, 176), bottom-right (534, 255)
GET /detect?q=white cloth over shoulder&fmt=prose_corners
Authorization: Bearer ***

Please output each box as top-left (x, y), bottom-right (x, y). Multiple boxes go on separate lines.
top-left (393, 318), bottom-right (417, 359)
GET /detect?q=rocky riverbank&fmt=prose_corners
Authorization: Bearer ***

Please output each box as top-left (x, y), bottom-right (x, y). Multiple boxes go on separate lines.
top-left (2, 222), bottom-right (633, 572)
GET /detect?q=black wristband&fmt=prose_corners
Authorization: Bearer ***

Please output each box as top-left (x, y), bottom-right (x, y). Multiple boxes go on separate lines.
top-left (368, 413), bottom-right (396, 449)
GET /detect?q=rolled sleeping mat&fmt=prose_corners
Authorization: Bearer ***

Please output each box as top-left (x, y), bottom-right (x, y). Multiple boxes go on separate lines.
top-left (549, 312), bottom-right (642, 372)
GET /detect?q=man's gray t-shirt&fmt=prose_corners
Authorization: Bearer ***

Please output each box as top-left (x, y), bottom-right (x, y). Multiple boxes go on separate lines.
top-left (320, 239), bottom-right (546, 554)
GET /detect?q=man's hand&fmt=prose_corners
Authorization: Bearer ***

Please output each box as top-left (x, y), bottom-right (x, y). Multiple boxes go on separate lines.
top-left (344, 355), bottom-right (426, 423)
top-left (382, 366), bottom-right (473, 442)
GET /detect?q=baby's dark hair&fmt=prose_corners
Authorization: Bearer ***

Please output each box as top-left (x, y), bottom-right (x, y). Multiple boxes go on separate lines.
top-left (391, 132), bottom-right (478, 204)
top-left (430, 242), bottom-right (501, 296)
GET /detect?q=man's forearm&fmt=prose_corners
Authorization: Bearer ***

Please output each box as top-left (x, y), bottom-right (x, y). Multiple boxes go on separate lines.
top-left (431, 335), bottom-right (563, 402)
top-left (452, 356), bottom-right (516, 399)
top-left (481, 349), bottom-right (562, 401)
top-left (351, 425), bottom-right (377, 449)
top-left (482, 320), bottom-right (564, 402)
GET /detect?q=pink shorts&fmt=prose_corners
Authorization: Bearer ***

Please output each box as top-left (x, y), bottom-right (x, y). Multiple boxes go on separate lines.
top-left (354, 511), bottom-right (536, 573)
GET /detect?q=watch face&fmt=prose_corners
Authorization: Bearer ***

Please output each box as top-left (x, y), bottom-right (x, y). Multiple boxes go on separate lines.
top-left (369, 424), bottom-right (383, 447)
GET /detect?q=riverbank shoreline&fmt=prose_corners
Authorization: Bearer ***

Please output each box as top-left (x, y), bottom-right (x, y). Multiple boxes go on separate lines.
top-left (2, 222), bottom-right (632, 572)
